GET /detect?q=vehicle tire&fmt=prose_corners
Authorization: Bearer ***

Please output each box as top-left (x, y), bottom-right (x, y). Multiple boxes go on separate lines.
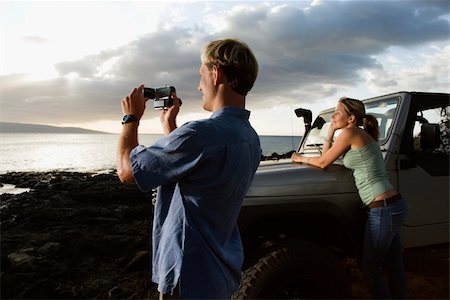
top-left (232, 240), bottom-right (351, 299)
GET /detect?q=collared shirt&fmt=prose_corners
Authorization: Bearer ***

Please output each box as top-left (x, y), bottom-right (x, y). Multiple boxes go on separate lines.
top-left (130, 107), bottom-right (261, 299)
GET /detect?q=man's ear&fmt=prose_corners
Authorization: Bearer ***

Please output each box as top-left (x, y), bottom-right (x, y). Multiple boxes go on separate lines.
top-left (212, 65), bottom-right (224, 85)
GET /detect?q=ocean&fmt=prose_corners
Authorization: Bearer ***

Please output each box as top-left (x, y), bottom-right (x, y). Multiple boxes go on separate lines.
top-left (0, 133), bottom-right (301, 174)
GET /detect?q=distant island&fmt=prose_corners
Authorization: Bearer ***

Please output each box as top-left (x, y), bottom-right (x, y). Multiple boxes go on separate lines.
top-left (0, 122), bottom-right (109, 134)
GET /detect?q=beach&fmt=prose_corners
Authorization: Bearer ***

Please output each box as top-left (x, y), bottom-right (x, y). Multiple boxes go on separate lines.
top-left (1, 171), bottom-right (156, 299)
top-left (1, 171), bottom-right (448, 299)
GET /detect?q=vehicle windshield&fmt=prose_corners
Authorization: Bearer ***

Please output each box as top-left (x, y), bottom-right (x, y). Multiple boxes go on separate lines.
top-left (300, 97), bottom-right (400, 156)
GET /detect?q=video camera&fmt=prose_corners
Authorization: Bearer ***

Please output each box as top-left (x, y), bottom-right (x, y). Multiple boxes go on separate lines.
top-left (143, 85), bottom-right (182, 110)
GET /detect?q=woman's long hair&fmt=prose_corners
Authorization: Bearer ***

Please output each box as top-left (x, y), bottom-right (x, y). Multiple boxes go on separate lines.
top-left (339, 97), bottom-right (379, 141)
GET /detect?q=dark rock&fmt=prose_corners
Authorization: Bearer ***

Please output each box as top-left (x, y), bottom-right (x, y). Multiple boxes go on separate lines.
top-left (125, 251), bottom-right (151, 272)
top-left (8, 250), bottom-right (39, 271)
top-left (0, 171), bottom-right (155, 299)
top-left (37, 242), bottom-right (62, 256)
top-left (261, 150), bottom-right (295, 161)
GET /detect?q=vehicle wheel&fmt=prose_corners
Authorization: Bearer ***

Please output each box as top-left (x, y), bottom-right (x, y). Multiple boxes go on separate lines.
top-left (232, 240), bottom-right (351, 299)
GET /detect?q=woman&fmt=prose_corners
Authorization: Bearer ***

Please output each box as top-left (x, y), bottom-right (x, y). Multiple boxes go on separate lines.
top-left (292, 97), bottom-right (407, 299)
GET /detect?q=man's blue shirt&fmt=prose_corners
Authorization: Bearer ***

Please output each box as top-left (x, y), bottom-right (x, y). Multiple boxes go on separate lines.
top-left (130, 107), bottom-right (261, 298)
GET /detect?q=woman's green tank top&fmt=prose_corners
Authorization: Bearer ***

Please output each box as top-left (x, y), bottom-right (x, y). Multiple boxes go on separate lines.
top-left (343, 142), bottom-right (393, 206)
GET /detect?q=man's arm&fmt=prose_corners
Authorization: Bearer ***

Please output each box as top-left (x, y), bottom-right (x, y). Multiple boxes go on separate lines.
top-left (116, 85), bottom-right (148, 184)
top-left (117, 122), bottom-right (139, 184)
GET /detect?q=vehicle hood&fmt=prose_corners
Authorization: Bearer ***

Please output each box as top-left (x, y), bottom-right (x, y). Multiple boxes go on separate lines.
top-left (246, 160), bottom-right (357, 197)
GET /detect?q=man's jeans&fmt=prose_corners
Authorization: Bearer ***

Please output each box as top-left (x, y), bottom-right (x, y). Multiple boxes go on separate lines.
top-left (362, 197), bottom-right (407, 299)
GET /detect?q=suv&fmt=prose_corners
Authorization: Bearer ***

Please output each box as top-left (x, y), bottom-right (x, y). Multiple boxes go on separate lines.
top-left (234, 92), bottom-right (449, 299)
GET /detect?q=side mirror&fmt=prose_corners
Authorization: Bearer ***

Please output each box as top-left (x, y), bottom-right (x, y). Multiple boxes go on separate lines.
top-left (420, 123), bottom-right (441, 150)
top-left (295, 108), bottom-right (312, 134)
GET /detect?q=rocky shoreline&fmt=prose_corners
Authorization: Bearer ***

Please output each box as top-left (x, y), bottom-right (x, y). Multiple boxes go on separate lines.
top-left (1, 171), bottom-right (448, 299)
top-left (1, 171), bottom-right (156, 299)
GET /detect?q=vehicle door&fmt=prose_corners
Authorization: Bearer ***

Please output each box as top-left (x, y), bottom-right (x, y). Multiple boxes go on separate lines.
top-left (398, 95), bottom-right (449, 247)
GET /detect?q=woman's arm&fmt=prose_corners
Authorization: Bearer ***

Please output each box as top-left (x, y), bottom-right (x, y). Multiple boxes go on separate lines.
top-left (321, 126), bottom-right (336, 155)
top-left (292, 129), bottom-right (353, 169)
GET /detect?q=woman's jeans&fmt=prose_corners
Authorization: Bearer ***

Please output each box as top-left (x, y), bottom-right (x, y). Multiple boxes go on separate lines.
top-left (362, 198), bottom-right (407, 299)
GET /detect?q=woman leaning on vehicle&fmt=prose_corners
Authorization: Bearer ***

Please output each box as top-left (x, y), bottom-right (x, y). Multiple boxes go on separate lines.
top-left (292, 97), bottom-right (407, 299)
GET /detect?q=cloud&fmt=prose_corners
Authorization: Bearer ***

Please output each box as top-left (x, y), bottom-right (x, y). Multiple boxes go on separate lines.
top-left (220, 0), bottom-right (448, 103)
top-left (0, 0), bottom-right (449, 129)
top-left (366, 44), bottom-right (450, 93)
top-left (22, 36), bottom-right (48, 44)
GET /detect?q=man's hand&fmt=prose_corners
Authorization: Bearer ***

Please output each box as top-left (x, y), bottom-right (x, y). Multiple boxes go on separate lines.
top-left (160, 93), bottom-right (181, 135)
top-left (121, 85), bottom-right (148, 119)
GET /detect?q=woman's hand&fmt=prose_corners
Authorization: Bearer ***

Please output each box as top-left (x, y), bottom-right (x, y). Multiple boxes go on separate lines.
top-left (328, 121), bottom-right (338, 138)
top-left (291, 152), bottom-right (304, 163)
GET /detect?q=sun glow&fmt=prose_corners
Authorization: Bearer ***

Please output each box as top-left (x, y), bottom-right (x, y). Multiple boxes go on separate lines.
top-left (0, 1), bottom-right (166, 80)
top-left (1, 35), bottom-right (58, 80)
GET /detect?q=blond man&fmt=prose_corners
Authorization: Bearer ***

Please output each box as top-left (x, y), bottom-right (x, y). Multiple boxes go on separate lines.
top-left (117, 39), bottom-right (261, 299)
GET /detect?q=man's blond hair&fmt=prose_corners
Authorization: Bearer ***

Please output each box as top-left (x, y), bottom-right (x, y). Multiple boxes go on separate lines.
top-left (201, 38), bottom-right (258, 96)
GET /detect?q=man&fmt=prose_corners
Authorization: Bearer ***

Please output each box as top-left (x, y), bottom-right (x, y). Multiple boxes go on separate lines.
top-left (117, 38), bottom-right (261, 299)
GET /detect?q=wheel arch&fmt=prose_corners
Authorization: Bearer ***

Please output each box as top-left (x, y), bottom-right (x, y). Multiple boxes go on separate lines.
top-left (238, 196), bottom-right (365, 267)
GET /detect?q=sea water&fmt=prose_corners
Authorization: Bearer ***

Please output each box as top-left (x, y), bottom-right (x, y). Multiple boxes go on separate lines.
top-left (0, 133), bottom-right (301, 174)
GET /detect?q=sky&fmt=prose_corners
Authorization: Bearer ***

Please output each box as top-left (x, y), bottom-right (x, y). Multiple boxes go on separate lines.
top-left (0, 0), bottom-right (449, 136)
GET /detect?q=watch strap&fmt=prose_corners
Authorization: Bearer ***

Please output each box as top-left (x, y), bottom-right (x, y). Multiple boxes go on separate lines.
top-left (121, 114), bottom-right (139, 125)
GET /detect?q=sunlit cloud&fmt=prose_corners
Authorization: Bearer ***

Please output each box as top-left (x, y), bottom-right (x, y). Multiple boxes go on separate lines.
top-left (0, 0), bottom-right (449, 135)
top-left (365, 44), bottom-right (450, 94)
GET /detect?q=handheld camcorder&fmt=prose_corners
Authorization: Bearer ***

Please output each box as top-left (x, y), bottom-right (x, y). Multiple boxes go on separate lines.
top-left (143, 86), bottom-right (181, 110)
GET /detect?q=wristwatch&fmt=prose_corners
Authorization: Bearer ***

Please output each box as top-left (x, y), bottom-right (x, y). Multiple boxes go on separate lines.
top-left (121, 114), bottom-right (139, 125)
